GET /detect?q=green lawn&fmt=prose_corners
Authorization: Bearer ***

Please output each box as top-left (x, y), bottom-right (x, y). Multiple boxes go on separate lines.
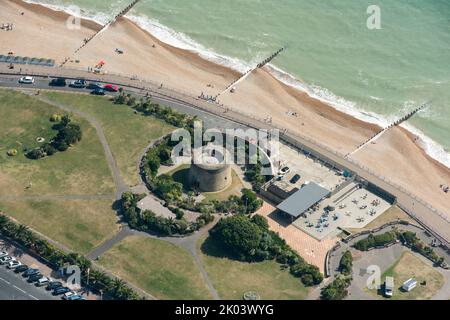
top-left (0, 90), bottom-right (114, 196)
top-left (198, 235), bottom-right (310, 300)
top-left (98, 235), bottom-right (212, 300)
top-left (43, 92), bottom-right (175, 186)
top-left (367, 251), bottom-right (444, 300)
top-left (167, 164), bottom-right (191, 190)
top-left (0, 199), bottom-right (119, 254)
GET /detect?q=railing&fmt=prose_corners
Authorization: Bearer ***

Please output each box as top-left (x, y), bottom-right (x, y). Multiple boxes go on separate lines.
top-left (0, 65), bottom-right (448, 227)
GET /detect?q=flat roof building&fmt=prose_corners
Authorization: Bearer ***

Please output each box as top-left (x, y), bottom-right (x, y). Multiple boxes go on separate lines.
top-left (276, 182), bottom-right (330, 221)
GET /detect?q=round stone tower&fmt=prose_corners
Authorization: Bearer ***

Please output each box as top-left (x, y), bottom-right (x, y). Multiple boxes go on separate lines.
top-left (189, 144), bottom-right (232, 192)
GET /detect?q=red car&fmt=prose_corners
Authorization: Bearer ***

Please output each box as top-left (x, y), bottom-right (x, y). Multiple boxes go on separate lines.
top-left (103, 84), bottom-right (120, 92)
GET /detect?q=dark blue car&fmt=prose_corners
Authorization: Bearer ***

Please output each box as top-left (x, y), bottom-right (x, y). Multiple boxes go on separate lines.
top-left (22, 268), bottom-right (39, 277)
top-left (91, 88), bottom-right (105, 96)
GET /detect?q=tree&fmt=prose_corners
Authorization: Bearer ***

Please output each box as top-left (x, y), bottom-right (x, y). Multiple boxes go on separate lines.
top-left (55, 123), bottom-right (82, 145)
top-left (41, 143), bottom-right (57, 156)
top-left (60, 115), bottom-right (71, 127)
top-left (26, 148), bottom-right (46, 159)
top-left (250, 215), bottom-right (269, 230)
top-left (240, 189), bottom-right (263, 214)
top-left (321, 276), bottom-right (350, 300)
top-left (210, 215), bottom-right (263, 260)
top-left (146, 153), bottom-right (161, 177)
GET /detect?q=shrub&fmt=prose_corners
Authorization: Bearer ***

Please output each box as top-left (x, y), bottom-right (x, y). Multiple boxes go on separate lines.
top-left (354, 231), bottom-right (397, 251)
top-left (6, 149), bottom-right (17, 157)
top-left (339, 250), bottom-right (353, 276)
top-left (321, 276), bottom-right (351, 300)
top-left (50, 114), bottom-right (61, 122)
top-left (26, 148), bottom-right (45, 159)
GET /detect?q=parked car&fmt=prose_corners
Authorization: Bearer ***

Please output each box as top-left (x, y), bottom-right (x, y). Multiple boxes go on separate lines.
top-left (7, 260), bottom-right (22, 269)
top-left (36, 277), bottom-right (50, 287)
top-left (87, 82), bottom-right (103, 90)
top-left (91, 88), bottom-right (105, 96)
top-left (14, 264), bottom-right (29, 273)
top-left (46, 281), bottom-right (63, 291)
top-left (0, 251), bottom-right (8, 258)
top-left (67, 295), bottom-right (85, 300)
top-left (290, 174), bottom-right (301, 184)
top-left (279, 166), bottom-right (291, 176)
top-left (27, 273), bottom-right (43, 283)
top-left (53, 287), bottom-right (71, 296)
top-left (22, 268), bottom-right (40, 277)
top-left (103, 84), bottom-right (119, 92)
top-left (62, 291), bottom-right (78, 300)
top-left (49, 78), bottom-right (67, 87)
top-left (69, 79), bottom-right (86, 88)
top-left (0, 256), bottom-right (15, 265)
top-left (19, 76), bottom-right (35, 84)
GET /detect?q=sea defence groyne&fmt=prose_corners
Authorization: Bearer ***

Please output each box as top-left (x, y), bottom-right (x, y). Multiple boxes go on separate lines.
top-left (214, 46), bottom-right (285, 99)
top-left (345, 102), bottom-right (428, 158)
top-left (60, 0), bottom-right (141, 66)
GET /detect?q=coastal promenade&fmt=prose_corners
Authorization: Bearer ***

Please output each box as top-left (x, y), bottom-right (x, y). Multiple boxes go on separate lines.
top-left (0, 64), bottom-right (448, 247)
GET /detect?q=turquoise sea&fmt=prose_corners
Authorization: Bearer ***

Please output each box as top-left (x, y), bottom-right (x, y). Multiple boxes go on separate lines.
top-left (26, 0), bottom-right (450, 166)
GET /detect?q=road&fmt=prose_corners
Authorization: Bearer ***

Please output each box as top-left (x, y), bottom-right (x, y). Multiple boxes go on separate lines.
top-left (0, 267), bottom-right (57, 300)
top-left (0, 70), bottom-right (448, 244)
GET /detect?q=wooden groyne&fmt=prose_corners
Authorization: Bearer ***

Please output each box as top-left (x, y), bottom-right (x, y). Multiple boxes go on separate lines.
top-left (61, 0), bottom-right (141, 66)
top-left (346, 102), bottom-right (429, 158)
top-left (214, 46), bottom-right (285, 99)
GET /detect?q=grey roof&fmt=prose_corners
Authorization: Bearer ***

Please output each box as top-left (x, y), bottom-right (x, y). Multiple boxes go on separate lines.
top-left (276, 182), bottom-right (330, 218)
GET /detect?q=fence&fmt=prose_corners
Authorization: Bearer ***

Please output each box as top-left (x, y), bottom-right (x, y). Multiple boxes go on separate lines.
top-left (0, 65), bottom-right (448, 234)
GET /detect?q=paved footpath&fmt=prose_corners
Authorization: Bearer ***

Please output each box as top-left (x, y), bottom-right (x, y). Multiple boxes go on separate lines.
top-left (1, 68), bottom-right (448, 246)
top-left (328, 223), bottom-right (450, 300)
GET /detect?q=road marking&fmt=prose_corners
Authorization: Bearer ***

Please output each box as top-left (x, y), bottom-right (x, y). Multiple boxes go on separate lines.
top-left (28, 294), bottom-right (38, 300)
top-left (13, 285), bottom-right (27, 294)
top-left (0, 276), bottom-right (11, 285)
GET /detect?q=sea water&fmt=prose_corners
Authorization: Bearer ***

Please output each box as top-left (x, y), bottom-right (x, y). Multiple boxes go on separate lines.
top-left (25, 0), bottom-right (450, 167)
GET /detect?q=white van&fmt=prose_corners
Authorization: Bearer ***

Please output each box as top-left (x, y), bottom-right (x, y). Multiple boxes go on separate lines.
top-left (385, 276), bottom-right (394, 297)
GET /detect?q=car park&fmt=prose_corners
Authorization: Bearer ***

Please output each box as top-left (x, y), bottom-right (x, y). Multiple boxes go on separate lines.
top-left (53, 287), bottom-right (71, 296)
top-left (91, 88), bottom-right (105, 95)
top-left (46, 281), bottom-right (63, 291)
top-left (23, 268), bottom-right (40, 277)
top-left (103, 84), bottom-right (119, 92)
top-left (0, 251), bottom-right (8, 258)
top-left (36, 277), bottom-right (50, 287)
top-left (69, 79), bottom-right (86, 88)
top-left (0, 256), bottom-right (15, 265)
top-left (6, 260), bottom-right (22, 269)
top-left (14, 264), bottom-right (29, 273)
top-left (18, 76), bottom-right (35, 84)
top-left (49, 78), bottom-right (67, 87)
top-left (87, 82), bottom-right (103, 90)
